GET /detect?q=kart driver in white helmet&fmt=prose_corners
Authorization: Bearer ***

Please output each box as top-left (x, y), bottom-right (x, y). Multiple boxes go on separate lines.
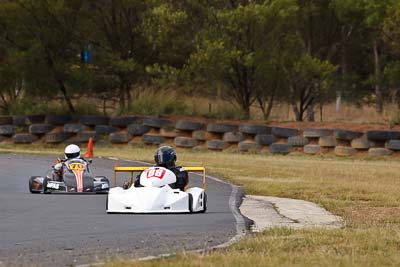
top-left (52, 144), bottom-right (87, 181)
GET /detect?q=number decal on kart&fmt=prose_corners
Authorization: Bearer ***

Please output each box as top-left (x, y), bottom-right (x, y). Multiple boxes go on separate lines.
top-left (146, 168), bottom-right (166, 179)
top-left (69, 163), bottom-right (85, 171)
top-left (47, 182), bottom-right (60, 189)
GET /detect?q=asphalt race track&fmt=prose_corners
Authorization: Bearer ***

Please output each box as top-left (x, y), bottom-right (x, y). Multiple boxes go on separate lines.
top-left (0, 154), bottom-right (238, 266)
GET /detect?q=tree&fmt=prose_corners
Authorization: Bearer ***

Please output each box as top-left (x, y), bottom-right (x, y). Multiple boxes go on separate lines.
top-left (186, 0), bottom-right (298, 119)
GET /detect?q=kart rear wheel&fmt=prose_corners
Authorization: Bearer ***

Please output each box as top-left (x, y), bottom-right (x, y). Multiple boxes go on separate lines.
top-left (106, 195), bottom-right (109, 211)
top-left (42, 177), bottom-right (49, 194)
top-left (188, 193), bottom-right (193, 213)
top-left (199, 193), bottom-right (207, 213)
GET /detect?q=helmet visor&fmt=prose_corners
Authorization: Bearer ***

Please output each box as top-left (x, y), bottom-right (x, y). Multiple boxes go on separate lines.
top-left (154, 152), bottom-right (175, 165)
top-left (66, 152), bottom-right (80, 159)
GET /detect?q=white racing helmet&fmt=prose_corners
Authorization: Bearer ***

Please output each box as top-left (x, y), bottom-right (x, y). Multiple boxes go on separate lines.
top-left (65, 144), bottom-right (81, 159)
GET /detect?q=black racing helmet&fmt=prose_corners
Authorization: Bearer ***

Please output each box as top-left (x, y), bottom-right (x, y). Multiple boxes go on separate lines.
top-left (154, 146), bottom-right (176, 168)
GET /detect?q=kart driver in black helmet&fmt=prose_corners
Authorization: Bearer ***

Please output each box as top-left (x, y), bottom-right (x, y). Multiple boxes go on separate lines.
top-left (132, 146), bottom-right (189, 191)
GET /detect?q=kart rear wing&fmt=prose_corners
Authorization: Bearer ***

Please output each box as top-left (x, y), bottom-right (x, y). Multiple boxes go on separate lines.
top-left (113, 166), bottom-right (206, 190)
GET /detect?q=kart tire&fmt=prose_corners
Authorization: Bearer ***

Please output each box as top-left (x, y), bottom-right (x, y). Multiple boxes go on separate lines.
top-left (303, 128), bottom-right (333, 138)
top-left (188, 193), bottom-right (193, 213)
top-left (80, 115), bottom-right (110, 126)
top-left (29, 124), bottom-right (53, 135)
top-left (42, 177), bottom-right (49, 194)
top-left (368, 148), bottom-right (392, 156)
top-left (175, 120), bottom-right (205, 131)
top-left (27, 114), bottom-right (45, 124)
top-left (13, 115), bottom-right (29, 126)
top-left (207, 123), bottom-right (237, 133)
top-left (106, 195), bottom-right (109, 211)
top-left (142, 134), bottom-right (164, 144)
top-left (110, 116), bottom-right (142, 127)
top-left (319, 136), bottom-right (337, 147)
top-left (366, 130), bottom-right (400, 141)
top-left (223, 132), bottom-right (244, 143)
top-left (29, 176), bottom-right (41, 194)
top-left (127, 124), bottom-right (151, 136)
top-left (288, 136), bottom-right (309, 147)
top-left (0, 116), bottom-right (13, 125)
top-left (239, 124), bottom-right (271, 135)
top-left (45, 114), bottom-right (72, 125)
top-left (0, 125), bottom-right (16, 136)
top-left (199, 193), bottom-right (207, 213)
top-left (95, 125), bottom-right (118, 135)
top-left (45, 132), bottom-right (71, 144)
top-left (143, 117), bottom-right (173, 129)
top-left (386, 140), bottom-right (400, 151)
top-left (13, 133), bottom-right (37, 144)
top-left (109, 132), bottom-right (132, 144)
top-left (334, 129), bottom-right (363, 141)
top-left (207, 140), bottom-right (228, 150)
top-left (174, 136), bottom-right (198, 148)
top-left (272, 127), bottom-right (300, 138)
top-left (64, 123), bottom-right (85, 133)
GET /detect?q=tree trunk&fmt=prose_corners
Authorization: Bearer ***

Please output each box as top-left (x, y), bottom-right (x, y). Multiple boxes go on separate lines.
top-left (292, 104), bottom-right (302, 121)
top-left (373, 40), bottom-right (383, 113)
top-left (306, 98), bottom-right (315, 122)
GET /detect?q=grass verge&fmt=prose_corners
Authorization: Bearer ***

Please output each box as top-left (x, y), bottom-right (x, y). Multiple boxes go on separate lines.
top-left (2, 143), bottom-right (400, 266)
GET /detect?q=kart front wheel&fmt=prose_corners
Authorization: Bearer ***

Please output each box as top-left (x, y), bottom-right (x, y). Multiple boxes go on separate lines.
top-left (199, 193), bottom-right (207, 213)
top-left (42, 177), bottom-right (49, 194)
top-left (188, 193), bottom-right (193, 213)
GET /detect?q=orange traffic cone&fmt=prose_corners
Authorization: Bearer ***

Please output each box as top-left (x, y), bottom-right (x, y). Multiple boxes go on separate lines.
top-left (84, 137), bottom-right (94, 158)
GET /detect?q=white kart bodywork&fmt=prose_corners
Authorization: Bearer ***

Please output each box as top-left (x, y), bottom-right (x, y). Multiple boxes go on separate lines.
top-left (107, 166), bottom-right (207, 214)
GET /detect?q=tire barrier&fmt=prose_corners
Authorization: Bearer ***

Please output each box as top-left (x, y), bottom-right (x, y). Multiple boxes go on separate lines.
top-left (366, 130), bottom-right (400, 141)
top-left (0, 125), bottom-right (16, 136)
top-left (334, 146), bottom-right (356, 156)
top-left (109, 132), bottom-right (132, 144)
top-left (45, 132), bottom-right (71, 144)
top-left (64, 123), bottom-right (85, 133)
top-left (386, 140), bottom-right (400, 151)
top-left (13, 133), bottom-right (37, 144)
top-left (143, 117), bottom-right (173, 129)
top-left (239, 141), bottom-right (260, 152)
top-left (303, 128), bottom-right (333, 138)
top-left (175, 120), bottom-right (205, 131)
top-left (207, 123), bottom-right (237, 133)
top-left (142, 134), bottom-right (164, 145)
top-left (45, 114), bottom-right (72, 125)
top-left (4, 114), bottom-right (400, 157)
top-left (272, 127), bottom-right (300, 138)
top-left (288, 136), bottom-right (309, 147)
top-left (109, 116), bottom-right (142, 127)
top-left (304, 144), bottom-right (321, 154)
top-left (77, 131), bottom-right (98, 143)
top-left (95, 125), bottom-right (118, 135)
top-left (207, 140), bottom-right (229, 150)
top-left (127, 124), bottom-right (150, 136)
top-left (334, 129), bottom-right (363, 141)
top-left (192, 130), bottom-right (207, 141)
top-left (80, 115), bottom-right (110, 126)
top-left (223, 132), bottom-right (245, 143)
top-left (351, 138), bottom-right (370, 150)
top-left (27, 114), bottom-right (45, 124)
top-left (0, 116), bottom-right (13, 125)
top-left (239, 124), bottom-right (271, 135)
top-left (368, 148), bottom-right (392, 156)
top-left (174, 137), bottom-right (198, 148)
top-left (319, 136), bottom-right (337, 147)
top-left (13, 115), bottom-right (29, 126)
top-left (269, 143), bottom-right (291, 154)
top-left (29, 124), bottom-right (53, 135)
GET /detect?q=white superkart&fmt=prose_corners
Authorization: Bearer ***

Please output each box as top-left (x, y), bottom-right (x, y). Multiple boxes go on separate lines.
top-left (106, 166), bottom-right (207, 214)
